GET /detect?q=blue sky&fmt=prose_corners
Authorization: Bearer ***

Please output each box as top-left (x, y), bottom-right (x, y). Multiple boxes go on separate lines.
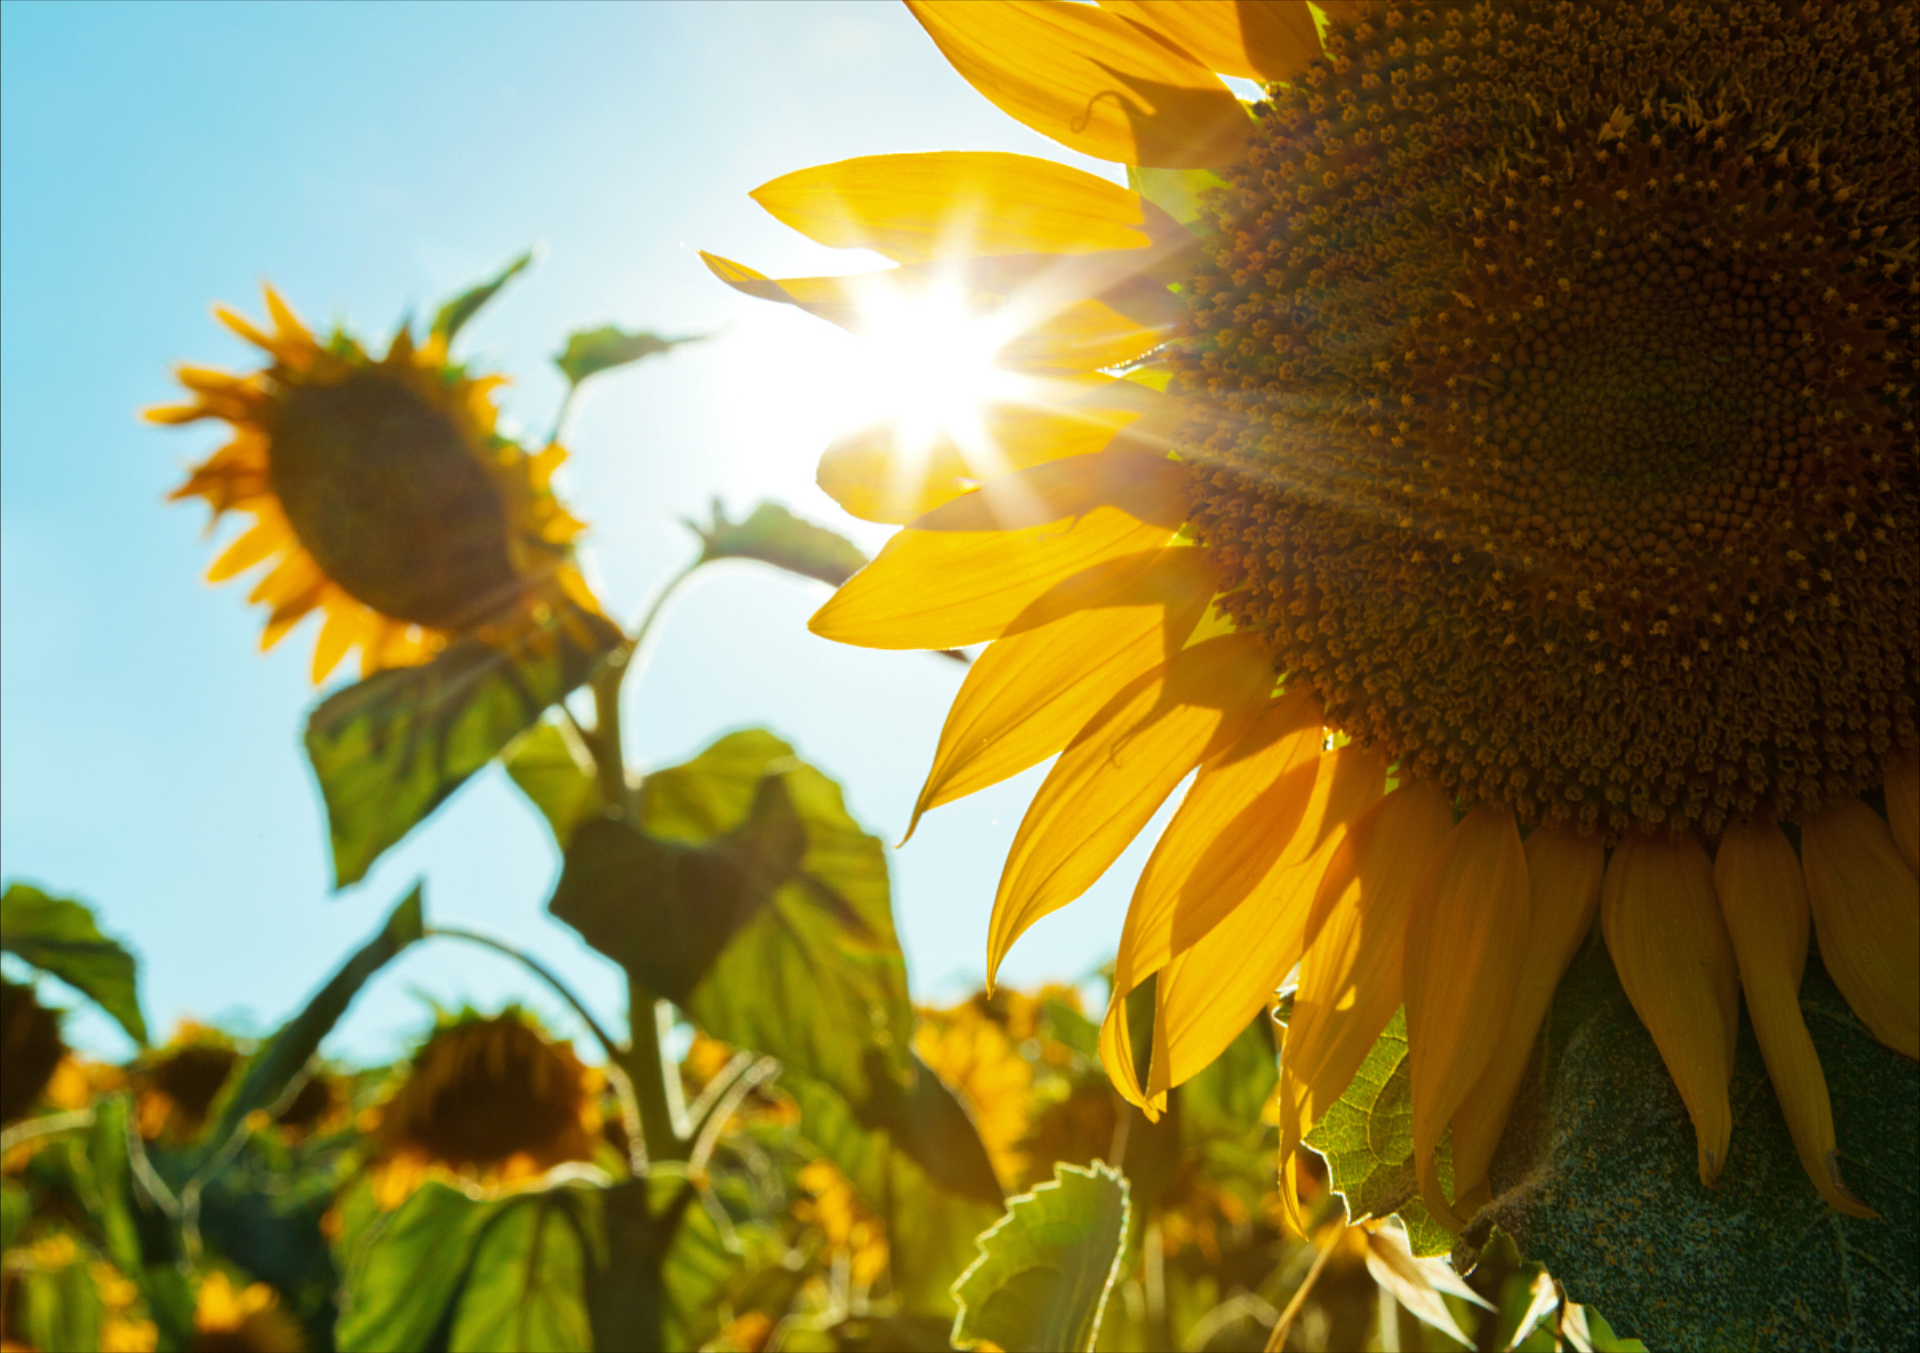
top-left (0, 0), bottom-right (1172, 1063)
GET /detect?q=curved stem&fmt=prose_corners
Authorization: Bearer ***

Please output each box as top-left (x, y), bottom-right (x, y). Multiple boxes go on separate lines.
top-left (0, 1108), bottom-right (93, 1155)
top-left (623, 558), bottom-right (702, 673)
top-left (425, 926), bottom-right (624, 1060)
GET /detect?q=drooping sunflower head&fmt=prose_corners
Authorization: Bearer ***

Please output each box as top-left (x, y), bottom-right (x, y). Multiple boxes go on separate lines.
top-left (133, 1021), bottom-right (240, 1143)
top-left (0, 978), bottom-right (64, 1127)
top-left (722, 0), bottom-right (1917, 1233)
top-left (369, 1007), bottom-right (600, 1205)
top-left (150, 288), bottom-right (596, 682)
top-left (188, 1272), bottom-right (306, 1353)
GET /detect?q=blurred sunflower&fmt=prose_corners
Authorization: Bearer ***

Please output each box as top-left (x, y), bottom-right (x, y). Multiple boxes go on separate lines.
top-left (149, 288), bottom-right (598, 683)
top-left (367, 1008), bottom-right (601, 1208)
top-left (913, 997), bottom-right (1035, 1190)
top-left (133, 1021), bottom-right (240, 1144)
top-left (0, 980), bottom-right (64, 1127)
top-left (792, 1158), bottom-right (889, 1291)
top-left (714, 0), bottom-right (1917, 1229)
top-left (188, 1273), bottom-right (305, 1353)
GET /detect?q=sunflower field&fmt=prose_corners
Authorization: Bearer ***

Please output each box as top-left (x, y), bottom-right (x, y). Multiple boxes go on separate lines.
top-left (4, 2), bottom-right (1917, 1352)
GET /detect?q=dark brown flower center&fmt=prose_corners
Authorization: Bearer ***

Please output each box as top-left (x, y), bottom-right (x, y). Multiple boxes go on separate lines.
top-left (268, 370), bottom-right (522, 630)
top-left (386, 1019), bottom-right (586, 1168)
top-left (1175, 0), bottom-right (1918, 834)
top-left (1, 979), bottom-right (65, 1126)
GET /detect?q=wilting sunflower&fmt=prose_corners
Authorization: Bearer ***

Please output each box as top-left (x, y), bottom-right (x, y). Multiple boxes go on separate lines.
top-left (367, 1008), bottom-right (601, 1208)
top-left (188, 1272), bottom-right (306, 1353)
top-left (713, 0), bottom-right (1917, 1229)
top-left (0, 979), bottom-right (64, 1127)
top-left (150, 288), bottom-right (598, 682)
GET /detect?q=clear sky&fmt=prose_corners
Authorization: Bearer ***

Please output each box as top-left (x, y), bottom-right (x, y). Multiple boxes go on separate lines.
top-left (1, 0), bottom-right (1173, 1063)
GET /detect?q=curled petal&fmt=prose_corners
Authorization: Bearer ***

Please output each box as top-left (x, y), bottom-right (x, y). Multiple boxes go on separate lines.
top-left (1404, 804), bottom-right (1532, 1233)
top-left (1101, 1), bottom-right (1323, 82)
top-left (987, 633), bottom-right (1273, 981)
top-left (1801, 799), bottom-right (1920, 1060)
top-left (1716, 818), bottom-right (1875, 1217)
top-left (906, 0), bottom-right (1252, 168)
top-left (1275, 781), bottom-right (1452, 1232)
top-left (1451, 825), bottom-right (1604, 1210)
top-left (1601, 833), bottom-right (1739, 1186)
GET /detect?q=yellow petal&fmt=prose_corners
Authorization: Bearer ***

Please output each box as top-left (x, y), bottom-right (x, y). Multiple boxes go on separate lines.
top-left (1274, 781), bottom-right (1453, 1231)
top-left (702, 251), bottom-right (1169, 372)
top-left (206, 517), bottom-right (286, 582)
top-left (1716, 818), bottom-right (1875, 1217)
top-left (751, 151), bottom-right (1150, 263)
top-left (819, 375), bottom-right (1166, 524)
top-left (906, 0), bottom-right (1252, 168)
top-left (811, 455), bottom-right (1186, 651)
top-left (310, 607), bottom-right (361, 685)
top-left (1146, 825), bottom-right (1345, 1103)
top-left (1100, 1), bottom-right (1322, 82)
top-left (1601, 832), bottom-right (1739, 1186)
top-left (908, 547), bottom-right (1215, 835)
top-left (1404, 804), bottom-right (1532, 1233)
top-left (1885, 752), bottom-right (1918, 875)
top-left (987, 632), bottom-right (1273, 981)
top-left (1450, 825), bottom-right (1603, 1210)
top-left (1801, 798), bottom-right (1920, 1060)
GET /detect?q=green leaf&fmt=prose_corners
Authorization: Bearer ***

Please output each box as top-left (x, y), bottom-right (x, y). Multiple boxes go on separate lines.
top-left (1304, 1007), bottom-right (1456, 1257)
top-left (0, 883), bottom-right (147, 1044)
top-left (334, 1178), bottom-right (501, 1352)
top-left (1125, 166), bottom-right (1225, 226)
top-left (199, 887), bottom-right (424, 1155)
top-left (447, 1190), bottom-right (595, 1352)
top-left (1471, 936), bottom-right (1918, 1351)
top-left (951, 1162), bottom-right (1131, 1353)
top-left (306, 604), bottom-right (622, 886)
top-left (553, 324), bottom-right (702, 388)
top-left (431, 250), bottom-right (534, 344)
top-left (690, 500), bottom-right (868, 588)
top-left (11, 1230), bottom-right (104, 1353)
top-left (503, 718), bottom-right (601, 849)
top-left (547, 729), bottom-right (1003, 1314)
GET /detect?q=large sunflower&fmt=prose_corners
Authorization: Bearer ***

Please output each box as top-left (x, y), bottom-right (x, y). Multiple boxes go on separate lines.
top-left (713, 0), bottom-right (1917, 1230)
top-left (150, 289), bottom-right (597, 682)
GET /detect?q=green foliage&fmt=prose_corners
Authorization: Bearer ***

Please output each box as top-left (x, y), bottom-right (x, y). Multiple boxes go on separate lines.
top-left (433, 250), bottom-right (535, 344)
top-left (690, 500), bottom-right (869, 588)
top-left (951, 1162), bottom-right (1131, 1353)
top-left (1475, 934), bottom-right (1918, 1351)
top-left (0, 883), bottom-right (147, 1044)
top-left (306, 603), bottom-right (621, 885)
top-left (503, 718), bottom-right (602, 849)
top-left (1305, 1007), bottom-right (1457, 1257)
top-left (554, 325), bottom-right (702, 388)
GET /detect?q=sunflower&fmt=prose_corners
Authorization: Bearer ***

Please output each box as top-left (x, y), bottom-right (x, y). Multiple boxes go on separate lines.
top-left (133, 1021), bottom-right (240, 1143)
top-left (913, 996), bottom-right (1036, 1190)
top-left (793, 1158), bottom-right (890, 1290)
top-left (0, 980), bottom-right (64, 1127)
top-left (367, 1008), bottom-right (601, 1208)
top-left (188, 1273), bottom-right (306, 1353)
top-left (713, 0), bottom-right (1918, 1230)
top-left (150, 288), bottom-right (598, 683)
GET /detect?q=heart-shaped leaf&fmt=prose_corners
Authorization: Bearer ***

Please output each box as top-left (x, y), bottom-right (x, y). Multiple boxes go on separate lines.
top-left (554, 325), bottom-right (703, 388)
top-left (689, 499), bottom-right (868, 589)
top-left (0, 884), bottom-right (147, 1045)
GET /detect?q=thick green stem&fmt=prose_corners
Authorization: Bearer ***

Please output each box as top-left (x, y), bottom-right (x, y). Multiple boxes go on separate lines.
top-left (622, 991), bottom-right (687, 1164)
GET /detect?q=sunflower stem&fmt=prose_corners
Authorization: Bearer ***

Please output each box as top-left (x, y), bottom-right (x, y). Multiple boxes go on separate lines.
top-left (620, 991), bottom-right (687, 1163)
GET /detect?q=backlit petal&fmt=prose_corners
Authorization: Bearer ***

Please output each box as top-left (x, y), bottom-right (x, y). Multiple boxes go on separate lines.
top-left (1801, 799), bottom-right (1920, 1060)
top-left (310, 607), bottom-right (361, 685)
top-left (1275, 781), bottom-right (1453, 1231)
top-left (818, 375), bottom-right (1165, 524)
top-left (207, 517), bottom-right (286, 582)
top-left (1716, 818), bottom-right (1875, 1217)
top-left (1451, 826), bottom-right (1602, 1209)
top-left (987, 632), bottom-right (1274, 981)
top-left (751, 151), bottom-right (1150, 263)
top-left (1404, 805), bottom-right (1532, 1233)
top-left (907, 547), bottom-right (1215, 834)
top-left (811, 456), bottom-right (1185, 651)
top-left (1101, 1), bottom-right (1322, 82)
top-left (1885, 752), bottom-right (1919, 875)
top-left (906, 0), bottom-right (1252, 168)
top-left (1601, 833), bottom-right (1739, 1186)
